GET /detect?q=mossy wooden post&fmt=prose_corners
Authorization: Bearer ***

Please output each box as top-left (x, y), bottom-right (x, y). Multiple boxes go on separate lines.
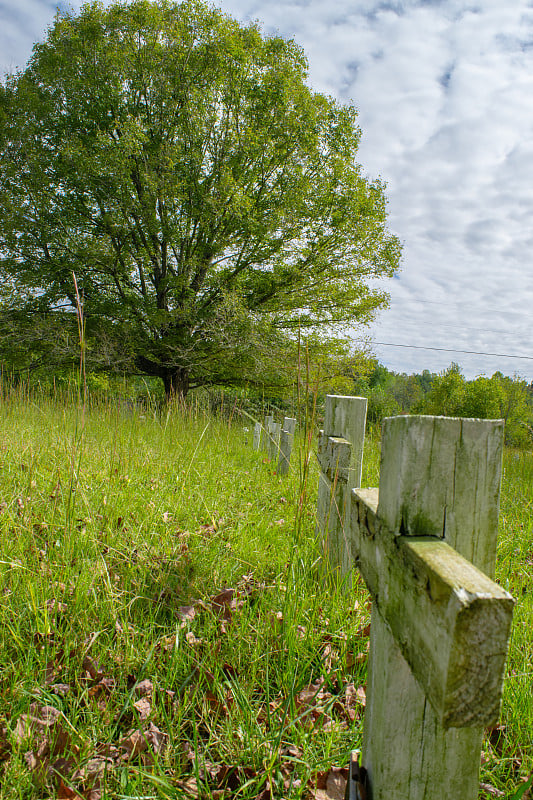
top-left (253, 422), bottom-right (262, 451)
top-left (282, 416), bottom-right (297, 436)
top-left (267, 421), bottom-right (281, 462)
top-left (262, 415), bottom-right (273, 456)
top-left (354, 416), bottom-right (512, 800)
top-left (316, 395), bottom-right (367, 574)
top-left (278, 417), bottom-right (297, 476)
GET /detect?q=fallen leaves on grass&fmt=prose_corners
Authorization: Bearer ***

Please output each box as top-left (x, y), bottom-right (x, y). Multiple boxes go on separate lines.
top-left (132, 679), bottom-right (153, 717)
top-left (81, 656), bottom-right (105, 683)
top-left (179, 604), bottom-right (198, 622)
top-left (14, 703), bottom-right (69, 753)
top-left (311, 766), bottom-right (349, 800)
top-left (132, 697), bottom-right (152, 720)
top-left (179, 753), bottom-right (271, 799)
top-left (294, 678), bottom-right (365, 729)
top-left (14, 703), bottom-right (76, 788)
top-left (480, 783), bottom-right (505, 797)
top-left (119, 723), bottom-right (168, 762)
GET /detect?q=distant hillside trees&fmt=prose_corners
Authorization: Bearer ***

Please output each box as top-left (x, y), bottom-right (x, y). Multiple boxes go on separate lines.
top-left (351, 362), bottom-right (532, 448)
top-left (0, 0), bottom-right (400, 399)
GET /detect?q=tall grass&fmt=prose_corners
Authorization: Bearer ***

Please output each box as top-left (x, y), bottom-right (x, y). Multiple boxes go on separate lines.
top-left (0, 390), bottom-right (370, 799)
top-left (0, 389), bottom-right (530, 799)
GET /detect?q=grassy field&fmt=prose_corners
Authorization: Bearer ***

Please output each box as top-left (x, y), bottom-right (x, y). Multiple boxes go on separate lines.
top-left (0, 393), bottom-right (530, 799)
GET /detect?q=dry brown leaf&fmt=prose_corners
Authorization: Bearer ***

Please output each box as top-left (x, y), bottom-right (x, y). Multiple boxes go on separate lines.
top-left (133, 697), bottom-right (152, 720)
top-left (15, 703), bottom-right (61, 738)
top-left (87, 677), bottom-right (115, 701)
top-left (81, 657), bottom-right (105, 682)
top-left (313, 767), bottom-right (349, 800)
top-left (119, 729), bottom-right (149, 760)
top-left (281, 744), bottom-right (303, 759)
top-left (85, 789), bottom-right (103, 800)
top-left (356, 622), bottom-right (371, 639)
top-left (73, 757), bottom-right (107, 780)
top-left (24, 750), bottom-right (38, 771)
top-left (95, 743), bottom-right (120, 760)
top-left (355, 686), bottom-right (366, 706)
top-left (296, 680), bottom-right (325, 709)
top-left (178, 605), bottom-right (197, 622)
top-left (176, 777), bottom-right (200, 797)
top-left (480, 783), bottom-right (505, 797)
top-left (119, 722), bottom-right (169, 761)
top-left (134, 679), bottom-right (153, 697)
top-left (57, 779), bottom-right (80, 799)
top-left (346, 651), bottom-right (367, 669)
top-left (51, 684), bottom-right (71, 697)
top-left (210, 588), bottom-right (236, 616)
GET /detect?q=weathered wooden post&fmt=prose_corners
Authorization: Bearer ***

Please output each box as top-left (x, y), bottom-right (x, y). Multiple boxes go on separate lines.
top-left (282, 416), bottom-right (297, 436)
top-left (278, 417), bottom-right (297, 476)
top-left (316, 395), bottom-right (367, 573)
top-left (262, 415), bottom-right (273, 457)
top-left (266, 420), bottom-right (281, 462)
top-left (253, 422), bottom-right (262, 451)
top-left (316, 410), bottom-right (515, 800)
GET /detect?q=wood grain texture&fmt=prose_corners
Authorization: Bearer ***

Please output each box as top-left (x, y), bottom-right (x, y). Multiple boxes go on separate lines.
top-left (277, 429), bottom-right (292, 475)
top-left (362, 414), bottom-right (507, 800)
top-left (253, 422), bottom-right (262, 451)
top-left (323, 395), bottom-right (367, 490)
top-left (378, 415), bottom-right (504, 578)
top-left (267, 421), bottom-right (281, 461)
top-left (316, 396), bottom-right (367, 577)
top-left (282, 417), bottom-right (297, 435)
top-left (364, 611), bottom-right (485, 800)
top-left (317, 433), bottom-right (352, 483)
top-left (350, 489), bottom-right (514, 728)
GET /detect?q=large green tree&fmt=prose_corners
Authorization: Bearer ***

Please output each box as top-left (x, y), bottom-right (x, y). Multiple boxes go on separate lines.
top-left (0, 0), bottom-right (400, 397)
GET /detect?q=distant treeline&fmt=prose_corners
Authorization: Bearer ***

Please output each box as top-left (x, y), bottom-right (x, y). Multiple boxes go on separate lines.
top-left (350, 362), bottom-right (532, 448)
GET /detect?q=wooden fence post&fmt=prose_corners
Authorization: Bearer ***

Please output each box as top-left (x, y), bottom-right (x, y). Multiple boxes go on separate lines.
top-left (266, 421), bottom-right (281, 462)
top-left (360, 416), bottom-right (510, 800)
top-left (316, 395), bottom-right (367, 574)
top-left (278, 417), bottom-right (297, 475)
top-left (316, 410), bottom-right (514, 800)
top-left (282, 416), bottom-right (297, 436)
top-left (253, 422), bottom-right (262, 451)
top-left (262, 415), bottom-right (273, 457)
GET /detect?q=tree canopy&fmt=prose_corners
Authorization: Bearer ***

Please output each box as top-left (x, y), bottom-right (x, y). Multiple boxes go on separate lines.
top-left (0, 0), bottom-right (401, 397)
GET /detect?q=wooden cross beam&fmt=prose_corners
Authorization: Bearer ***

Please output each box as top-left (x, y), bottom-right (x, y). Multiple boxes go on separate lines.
top-left (317, 397), bottom-right (515, 800)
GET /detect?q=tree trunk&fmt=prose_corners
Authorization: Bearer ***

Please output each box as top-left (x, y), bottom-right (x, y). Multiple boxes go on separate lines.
top-left (162, 367), bottom-right (189, 401)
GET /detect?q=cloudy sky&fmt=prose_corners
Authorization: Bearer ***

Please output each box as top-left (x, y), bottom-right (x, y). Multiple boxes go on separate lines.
top-left (1, 0), bottom-right (532, 380)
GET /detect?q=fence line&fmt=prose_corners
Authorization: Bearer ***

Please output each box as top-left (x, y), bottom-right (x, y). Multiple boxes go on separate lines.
top-left (316, 395), bottom-right (514, 800)
top-left (252, 414), bottom-right (297, 475)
